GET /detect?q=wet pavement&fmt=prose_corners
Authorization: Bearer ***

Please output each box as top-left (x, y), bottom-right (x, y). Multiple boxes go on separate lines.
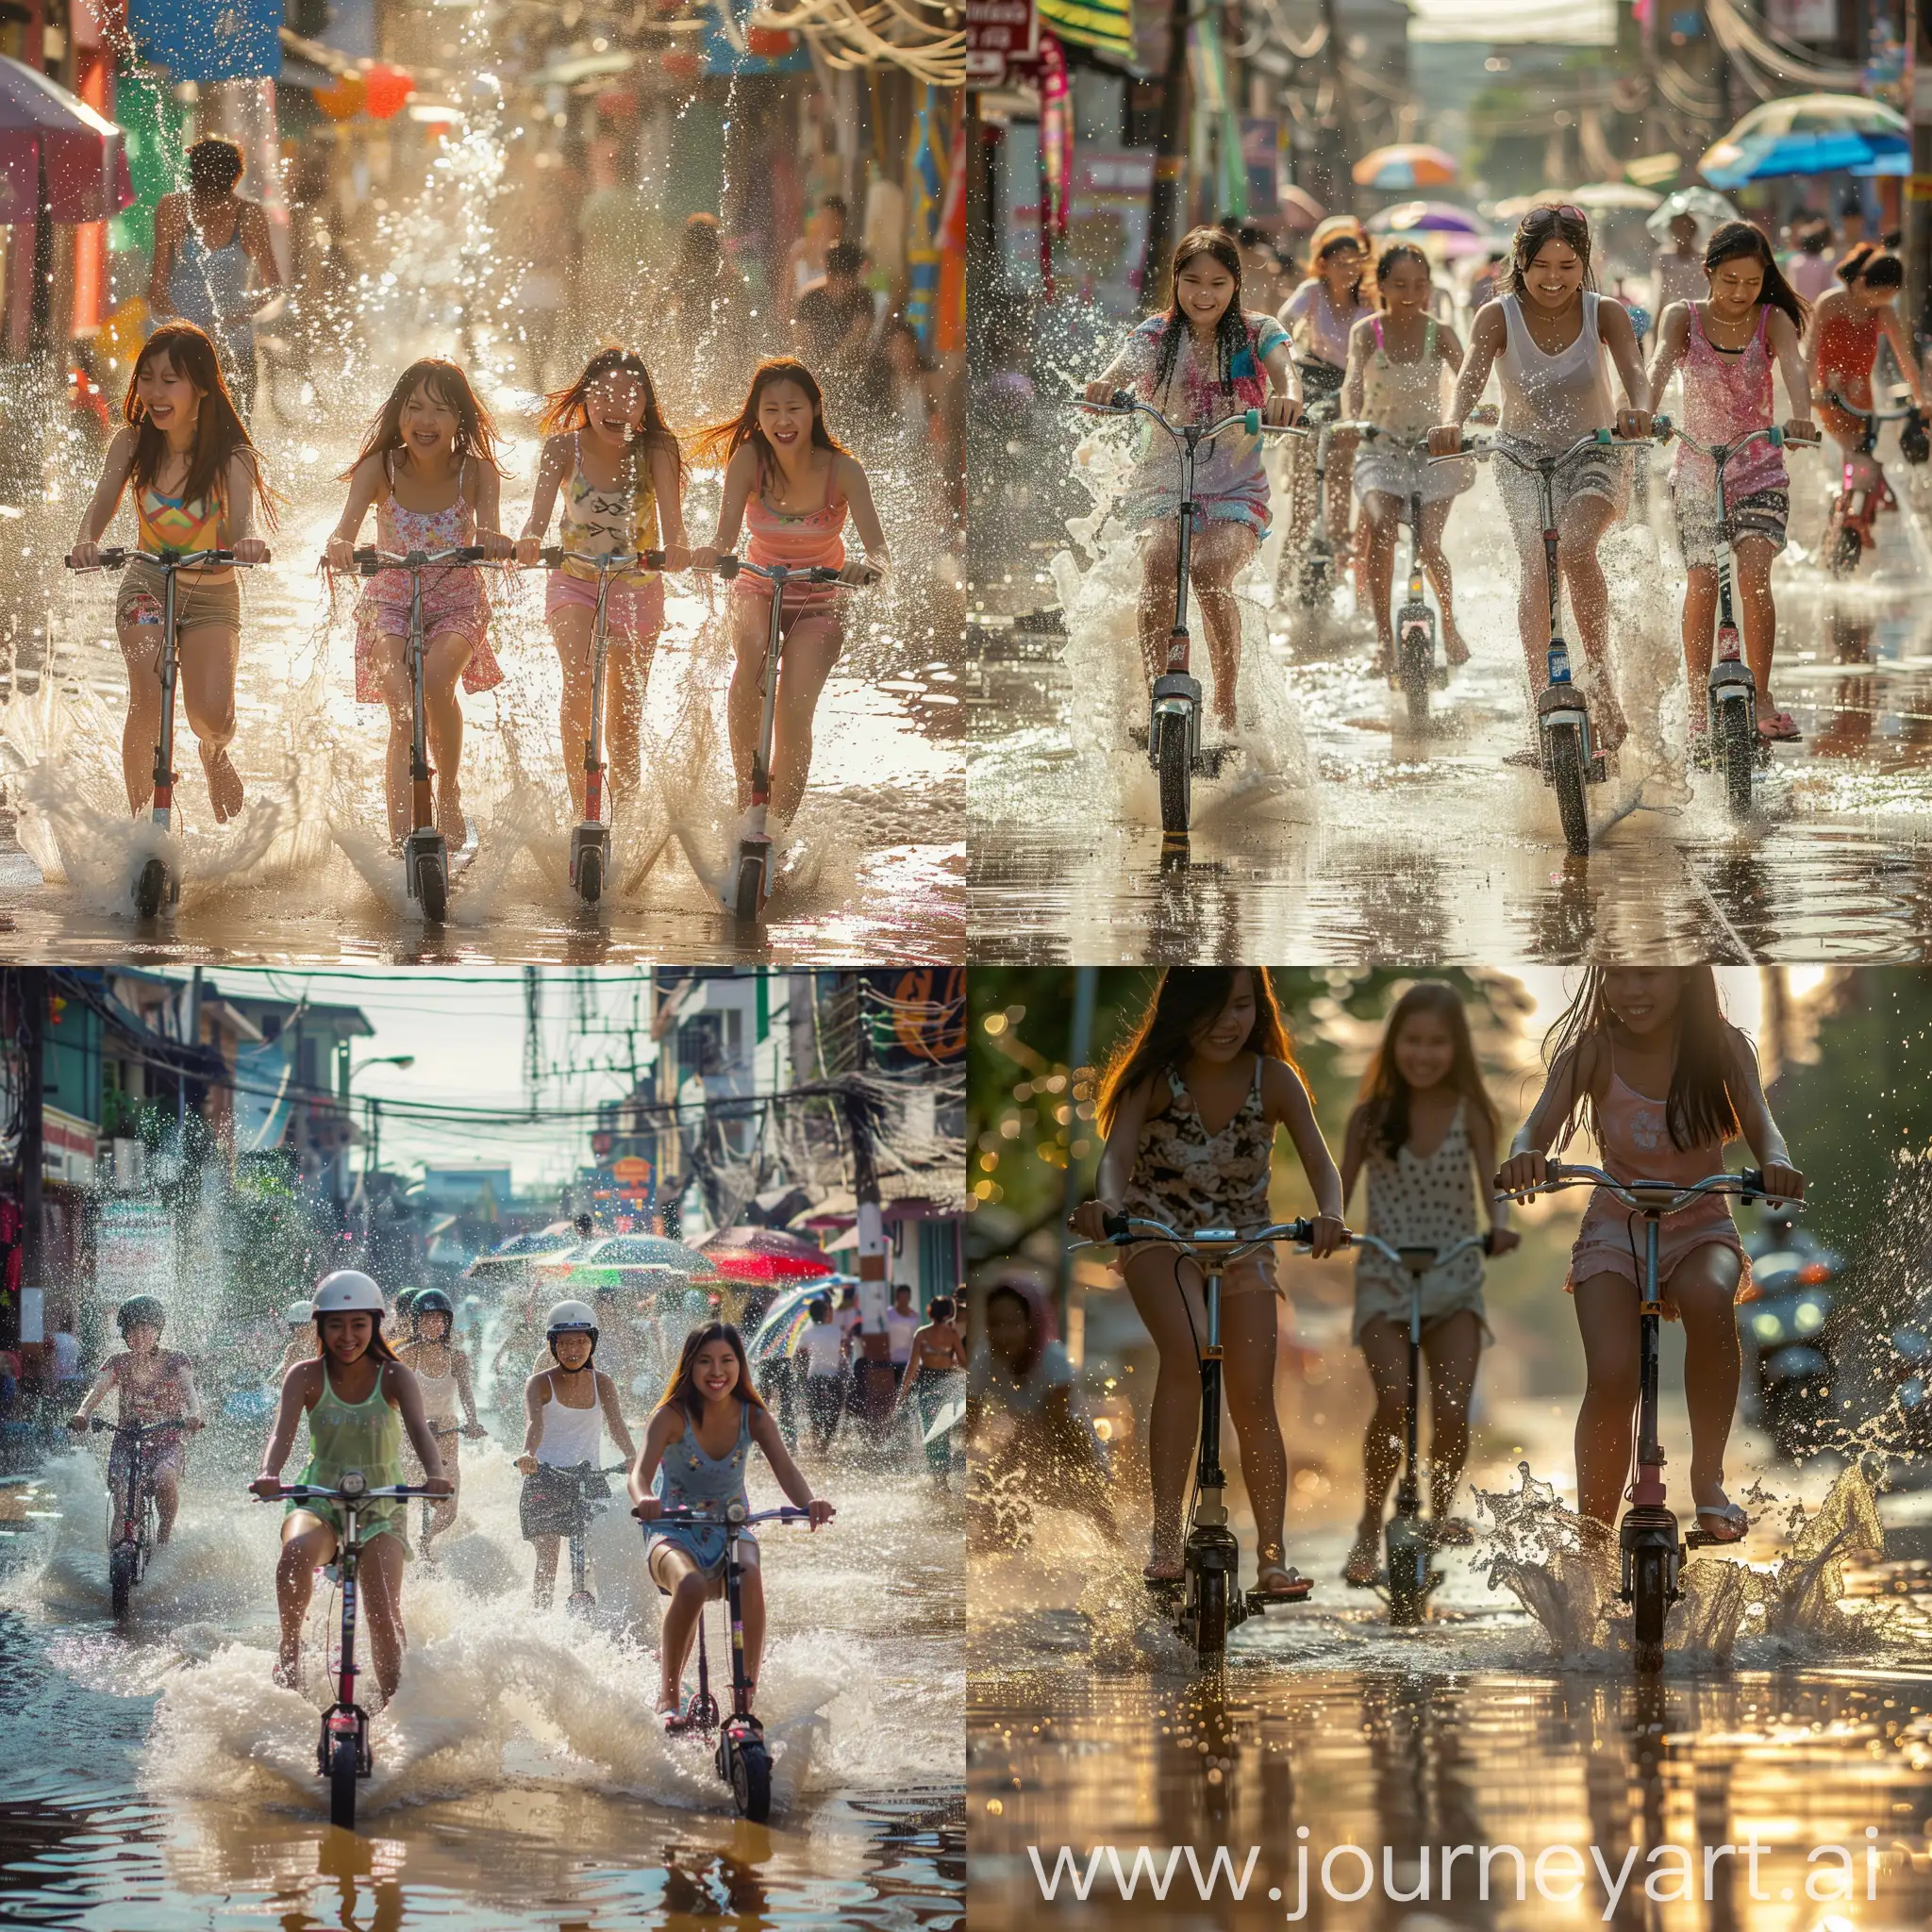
top-left (968, 433), bottom-right (1932, 964)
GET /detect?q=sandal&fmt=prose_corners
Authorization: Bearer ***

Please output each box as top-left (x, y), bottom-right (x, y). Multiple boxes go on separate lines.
top-left (1693, 1501), bottom-right (1749, 1543)
top-left (1255, 1546), bottom-right (1313, 1600)
top-left (1757, 709), bottom-right (1802, 743)
top-left (1142, 1558), bottom-right (1184, 1588)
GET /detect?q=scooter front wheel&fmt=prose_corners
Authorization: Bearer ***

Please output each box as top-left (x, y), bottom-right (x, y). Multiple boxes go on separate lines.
top-left (1547, 728), bottom-right (1591, 857)
top-left (133, 858), bottom-right (169, 921)
top-left (733, 850), bottom-right (764, 924)
top-left (415, 850), bottom-right (448, 924)
top-left (1191, 1565), bottom-right (1228, 1662)
top-left (1384, 1523), bottom-right (1431, 1628)
top-left (1398, 636), bottom-right (1432, 729)
top-left (1827, 522), bottom-right (1863, 577)
top-left (1156, 716), bottom-right (1191, 838)
top-left (109, 1542), bottom-right (136, 1622)
top-left (576, 844), bottom-right (603, 906)
top-left (1630, 1545), bottom-right (1671, 1672)
top-left (329, 1729), bottom-right (358, 1830)
top-left (729, 1733), bottom-right (773, 1823)
top-left (1713, 700), bottom-right (1755, 817)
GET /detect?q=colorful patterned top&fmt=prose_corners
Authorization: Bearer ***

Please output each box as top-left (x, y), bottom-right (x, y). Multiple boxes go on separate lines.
top-left (1115, 310), bottom-right (1291, 535)
top-left (558, 430), bottom-right (661, 585)
top-left (136, 484), bottom-right (223, 556)
top-left (1122, 1059), bottom-right (1276, 1238)
top-left (1674, 303), bottom-right (1785, 498)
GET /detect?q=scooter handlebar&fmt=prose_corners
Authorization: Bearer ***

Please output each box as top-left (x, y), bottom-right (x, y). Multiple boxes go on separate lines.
top-left (1094, 1211), bottom-right (1322, 1251)
top-left (89, 1414), bottom-right (191, 1434)
top-left (69, 548), bottom-right (262, 569)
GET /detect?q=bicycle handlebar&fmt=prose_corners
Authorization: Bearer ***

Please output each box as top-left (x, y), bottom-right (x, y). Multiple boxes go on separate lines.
top-left (1824, 391), bottom-right (1923, 425)
top-left (1430, 418), bottom-right (1672, 468)
top-left (257, 1480), bottom-right (441, 1502)
top-left (1665, 424), bottom-right (1820, 460)
top-left (1070, 391), bottom-right (1301, 442)
top-left (1083, 1211), bottom-right (1323, 1262)
top-left (84, 1414), bottom-right (192, 1434)
top-left (341, 545), bottom-right (516, 575)
top-left (1350, 1231), bottom-right (1494, 1270)
top-left (1494, 1163), bottom-right (1785, 1211)
top-left (69, 548), bottom-right (266, 571)
top-left (535, 546), bottom-right (647, 572)
top-left (652, 1504), bottom-right (814, 1526)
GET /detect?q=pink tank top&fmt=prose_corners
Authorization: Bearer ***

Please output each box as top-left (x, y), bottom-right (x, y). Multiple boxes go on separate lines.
top-left (1673, 304), bottom-right (1785, 497)
top-left (738, 458), bottom-right (846, 601)
top-left (369, 452), bottom-right (479, 606)
top-left (1594, 1051), bottom-right (1726, 1189)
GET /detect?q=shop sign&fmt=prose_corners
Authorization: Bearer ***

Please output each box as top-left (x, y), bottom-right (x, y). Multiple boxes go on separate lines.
top-left (967, 0), bottom-right (1037, 83)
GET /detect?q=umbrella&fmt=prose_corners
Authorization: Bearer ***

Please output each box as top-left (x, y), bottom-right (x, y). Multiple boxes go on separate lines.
top-left (0, 53), bottom-right (134, 225)
top-left (747, 1283), bottom-right (831, 1365)
top-left (1353, 144), bottom-right (1459, 192)
top-left (696, 1224), bottom-right (834, 1284)
top-left (1276, 183), bottom-right (1325, 232)
top-left (1644, 186), bottom-right (1740, 241)
top-left (1700, 93), bottom-right (1907, 190)
top-left (536, 1234), bottom-right (714, 1274)
top-left (1567, 181), bottom-right (1663, 212)
top-left (1367, 200), bottom-right (1491, 238)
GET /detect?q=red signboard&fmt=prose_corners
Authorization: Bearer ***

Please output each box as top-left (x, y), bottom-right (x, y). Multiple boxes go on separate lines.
top-left (966, 0), bottom-right (1036, 83)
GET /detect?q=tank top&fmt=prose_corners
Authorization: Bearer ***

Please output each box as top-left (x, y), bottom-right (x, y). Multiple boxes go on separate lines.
top-left (1814, 301), bottom-right (1883, 409)
top-left (376, 451), bottom-right (475, 557)
top-left (1361, 316), bottom-right (1444, 438)
top-left (649, 1405), bottom-right (755, 1570)
top-left (1594, 1046), bottom-right (1726, 1188)
top-left (1496, 291), bottom-right (1614, 448)
top-left (1674, 303), bottom-right (1785, 497)
top-left (136, 483), bottom-right (223, 555)
top-left (1284, 280), bottom-right (1358, 369)
top-left (558, 430), bottom-right (661, 584)
top-left (297, 1362), bottom-right (403, 1492)
top-left (413, 1356), bottom-right (459, 1429)
top-left (739, 458), bottom-right (847, 604)
top-left (1121, 1058), bottom-right (1274, 1235)
top-left (1359, 1097), bottom-right (1482, 1297)
top-left (534, 1369), bottom-right (605, 1466)
top-left (168, 207), bottom-right (255, 358)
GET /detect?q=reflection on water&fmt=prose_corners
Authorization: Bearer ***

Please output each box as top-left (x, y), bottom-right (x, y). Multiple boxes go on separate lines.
top-left (969, 461), bottom-right (1932, 964)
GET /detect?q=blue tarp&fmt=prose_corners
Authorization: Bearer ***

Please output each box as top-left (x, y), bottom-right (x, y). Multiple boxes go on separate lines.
top-left (1703, 130), bottom-right (1908, 189)
top-left (128, 0), bottom-right (284, 84)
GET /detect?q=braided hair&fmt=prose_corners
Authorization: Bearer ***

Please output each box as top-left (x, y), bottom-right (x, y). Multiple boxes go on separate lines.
top-left (1150, 227), bottom-right (1253, 403)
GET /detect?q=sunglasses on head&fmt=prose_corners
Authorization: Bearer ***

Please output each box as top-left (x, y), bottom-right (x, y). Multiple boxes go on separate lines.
top-left (1526, 203), bottom-right (1587, 226)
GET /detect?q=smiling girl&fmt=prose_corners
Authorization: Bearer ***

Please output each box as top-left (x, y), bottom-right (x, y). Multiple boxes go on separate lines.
top-left (1807, 243), bottom-right (1929, 460)
top-left (631, 1322), bottom-right (833, 1726)
top-left (690, 358), bottom-right (889, 834)
top-left (1339, 983), bottom-right (1517, 1585)
top-left (1498, 968), bottom-right (1804, 1542)
top-left (326, 359), bottom-right (515, 847)
top-left (252, 1271), bottom-right (451, 1695)
top-left (1430, 206), bottom-right (1653, 756)
top-left (69, 321), bottom-right (276, 824)
top-left (1645, 223), bottom-right (1816, 746)
top-left (1085, 228), bottom-right (1302, 733)
top-left (1071, 967), bottom-right (1345, 1601)
top-left (516, 346), bottom-right (690, 818)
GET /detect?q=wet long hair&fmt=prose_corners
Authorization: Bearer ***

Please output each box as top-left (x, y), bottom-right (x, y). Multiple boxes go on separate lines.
top-left (125, 322), bottom-right (276, 526)
top-left (1150, 226), bottom-right (1253, 401)
top-left (314, 1307), bottom-right (401, 1366)
top-left (1839, 242), bottom-right (1904, 290)
top-left (1507, 204), bottom-right (1597, 298)
top-left (540, 344), bottom-right (683, 484)
top-left (1358, 981), bottom-right (1499, 1159)
top-left (343, 358), bottom-right (505, 480)
top-left (656, 1321), bottom-right (768, 1423)
top-left (1543, 967), bottom-right (1742, 1155)
top-left (1373, 242), bottom-right (1431, 309)
top-left (688, 358), bottom-right (848, 489)
top-left (1097, 968), bottom-right (1299, 1133)
top-left (1704, 220), bottom-right (1809, 332)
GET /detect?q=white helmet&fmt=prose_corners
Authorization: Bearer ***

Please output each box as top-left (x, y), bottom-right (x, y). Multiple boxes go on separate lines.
top-left (284, 1299), bottom-right (313, 1326)
top-left (545, 1299), bottom-right (598, 1336)
top-left (313, 1270), bottom-right (386, 1315)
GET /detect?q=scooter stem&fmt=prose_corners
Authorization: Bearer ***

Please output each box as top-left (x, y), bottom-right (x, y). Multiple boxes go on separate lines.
top-left (726, 1524), bottom-right (753, 1719)
top-left (153, 563), bottom-right (179, 825)
top-left (751, 571), bottom-right (785, 808)
top-left (1632, 1216), bottom-right (1668, 1506)
top-left (1194, 1264), bottom-right (1227, 1525)
top-left (1171, 433), bottom-right (1196, 654)
top-left (585, 571), bottom-right (611, 824)
top-left (409, 572), bottom-right (434, 831)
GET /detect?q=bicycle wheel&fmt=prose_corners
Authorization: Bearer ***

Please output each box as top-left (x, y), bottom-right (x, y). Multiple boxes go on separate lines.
top-left (109, 1543), bottom-right (136, 1622)
top-left (329, 1729), bottom-right (358, 1830)
top-left (1191, 1566), bottom-right (1229, 1662)
top-left (133, 858), bottom-right (168, 921)
top-left (733, 849), bottom-right (764, 924)
top-left (1715, 701), bottom-right (1755, 817)
top-left (1631, 1546), bottom-right (1670, 1673)
top-left (576, 843), bottom-right (603, 906)
top-left (415, 850), bottom-right (447, 924)
top-left (1399, 638), bottom-right (1431, 729)
top-left (1548, 727), bottom-right (1590, 857)
top-left (1384, 1522), bottom-right (1430, 1628)
top-left (731, 1735), bottom-right (773, 1823)
top-left (1828, 524), bottom-right (1862, 577)
top-left (1156, 716), bottom-right (1191, 838)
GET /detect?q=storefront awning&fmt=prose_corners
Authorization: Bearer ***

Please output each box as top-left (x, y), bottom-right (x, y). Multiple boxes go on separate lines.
top-left (1040, 0), bottom-right (1134, 62)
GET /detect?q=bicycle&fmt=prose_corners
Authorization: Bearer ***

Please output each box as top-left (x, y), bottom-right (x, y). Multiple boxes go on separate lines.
top-left (1346, 1234), bottom-right (1494, 1625)
top-left (77, 1414), bottom-right (190, 1620)
top-left (1821, 390), bottom-right (1923, 577)
top-left (1076, 1211), bottom-right (1319, 1664)
top-left (341, 543), bottom-right (515, 924)
top-left (1430, 423), bottom-right (1664, 857)
top-left (1493, 1163), bottom-right (1779, 1671)
top-left (1278, 393), bottom-right (1343, 615)
top-left (1660, 423), bottom-right (1818, 815)
top-left (689, 553), bottom-right (878, 923)
top-left (652, 1501), bottom-right (814, 1822)
top-left (63, 546), bottom-right (269, 917)
top-left (254, 1471), bottom-right (438, 1830)
top-left (532, 545), bottom-right (661, 907)
top-left (528, 1458), bottom-right (632, 1615)
top-left (1071, 391), bottom-right (1300, 840)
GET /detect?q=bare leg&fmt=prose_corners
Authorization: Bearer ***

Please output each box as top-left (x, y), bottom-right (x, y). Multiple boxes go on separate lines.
top-left (1221, 1290), bottom-right (1290, 1577)
top-left (606, 634), bottom-right (656, 804)
top-left (423, 1443), bottom-right (458, 1546)
top-left (1138, 522), bottom-right (1182, 692)
top-left (376, 640), bottom-right (414, 845)
top-left (1556, 494), bottom-right (1625, 749)
top-left (1731, 535), bottom-right (1781, 730)
top-left (549, 600), bottom-right (597, 820)
top-left (1572, 1272), bottom-right (1641, 1530)
top-left (275, 1514), bottom-right (339, 1687)
top-left (1350, 1317), bottom-right (1408, 1581)
top-left (531, 1531), bottom-right (560, 1609)
top-left (1419, 498), bottom-right (1465, 662)
top-left (120, 624), bottom-right (164, 816)
top-left (357, 1533), bottom-right (409, 1701)
top-left (1328, 444), bottom-right (1358, 557)
top-left (176, 623), bottom-right (243, 821)
top-left (153, 1468), bottom-right (182, 1545)
top-left (1124, 1246), bottom-right (1208, 1576)
top-left (1420, 1309), bottom-right (1483, 1519)
top-left (1358, 491), bottom-right (1402, 667)
top-left (1680, 564), bottom-right (1720, 701)
top-left (423, 628), bottom-right (475, 844)
top-left (656, 1556), bottom-right (711, 1707)
top-left (766, 616), bottom-right (841, 824)
top-left (1187, 521), bottom-right (1257, 731)
top-left (1662, 1243), bottom-right (1744, 1519)
top-left (739, 1562), bottom-right (767, 1690)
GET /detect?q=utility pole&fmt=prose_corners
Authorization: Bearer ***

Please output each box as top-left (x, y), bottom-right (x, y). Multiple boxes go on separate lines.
top-left (525, 966), bottom-right (542, 1119)
top-left (20, 969), bottom-right (43, 1306)
top-left (843, 980), bottom-right (891, 1440)
top-left (1143, 0), bottom-right (1193, 307)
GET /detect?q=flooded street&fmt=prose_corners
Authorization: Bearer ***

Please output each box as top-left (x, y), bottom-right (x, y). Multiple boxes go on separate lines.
top-left (969, 445), bottom-right (1932, 964)
top-left (0, 1416), bottom-right (964, 1929)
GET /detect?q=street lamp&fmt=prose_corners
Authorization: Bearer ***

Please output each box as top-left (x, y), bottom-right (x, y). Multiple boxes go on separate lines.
top-left (347, 1055), bottom-right (416, 1181)
top-left (351, 1055), bottom-right (417, 1079)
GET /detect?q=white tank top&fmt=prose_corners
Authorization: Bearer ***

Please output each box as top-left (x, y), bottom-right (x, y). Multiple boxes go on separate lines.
top-left (535, 1371), bottom-right (606, 1467)
top-left (415, 1362), bottom-right (459, 1428)
top-left (1496, 291), bottom-right (1614, 449)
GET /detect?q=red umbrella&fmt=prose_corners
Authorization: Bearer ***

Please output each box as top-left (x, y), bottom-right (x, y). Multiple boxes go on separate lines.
top-left (694, 1225), bottom-right (834, 1283)
top-left (0, 55), bottom-right (133, 225)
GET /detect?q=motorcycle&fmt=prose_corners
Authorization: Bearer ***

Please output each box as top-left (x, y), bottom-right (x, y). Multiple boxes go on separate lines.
top-left (1737, 1237), bottom-right (1837, 1461)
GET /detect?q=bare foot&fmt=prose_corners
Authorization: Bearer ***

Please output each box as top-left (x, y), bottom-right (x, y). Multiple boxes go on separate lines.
top-left (200, 745), bottom-right (243, 823)
top-left (1443, 618), bottom-right (1470, 667)
top-left (1374, 637), bottom-right (1394, 679)
top-left (273, 1648), bottom-right (301, 1690)
top-left (1594, 690), bottom-right (1630, 758)
top-left (1343, 1524), bottom-right (1381, 1586)
top-left (436, 785), bottom-right (466, 847)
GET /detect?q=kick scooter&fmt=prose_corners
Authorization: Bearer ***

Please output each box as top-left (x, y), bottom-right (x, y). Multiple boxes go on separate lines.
top-left (346, 543), bottom-right (512, 924)
top-left (81, 1414), bottom-right (190, 1621)
top-left (1494, 1164), bottom-right (1779, 1671)
top-left (1433, 424), bottom-right (1663, 857)
top-left (556, 1460), bottom-right (632, 1615)
top-left (1073, 391), bottom-right (1299, 841)
top-left (66, 546), bottom-right (268, 917)
top-left (1822, 390), bottom-right (1923, 576)
top-left (1657, 423), bottom-right (1817, 816)
top-left (1076, 1212), bottom-right (1319, 1664)
top-left (256, 1470), bottom-right (438, 1829)
top-left (1345, 1234), bottom-right (1494, 1624)
top-left (653, 1501), bottom-right (815, 1822)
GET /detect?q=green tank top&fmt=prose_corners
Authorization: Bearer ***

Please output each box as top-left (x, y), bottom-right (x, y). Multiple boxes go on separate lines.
top-left (289, 1360), bottom-right (406, 1539)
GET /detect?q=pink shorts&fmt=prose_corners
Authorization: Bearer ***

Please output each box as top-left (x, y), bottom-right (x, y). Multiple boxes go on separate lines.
top-left (355, 585), bottom-right (501, 706)
top-left (545, 568), bottom-right (665, 641)
top-left (729, 590), bottom-right (844, 658)
top-left (1567, 1191), bottom-right (1748, 1312)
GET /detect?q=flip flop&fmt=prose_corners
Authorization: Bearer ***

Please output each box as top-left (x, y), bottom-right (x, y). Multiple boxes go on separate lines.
top-left (1693, 1502), bottom-right (1749, 1543)
top-left (1757, 710), bottom-right (1802, 743)
top-left (1254, 1560), bottom-right (1314, 1602)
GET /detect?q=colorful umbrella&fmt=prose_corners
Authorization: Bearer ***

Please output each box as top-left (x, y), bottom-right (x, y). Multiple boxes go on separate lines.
top-left (1700, 94), bottom-right (1907, 190)
top-left (1367, 200), bottom-right (1491, 238)
top-left (1276, 183), bottom-right (1325, 231)
top-left (0, 54), bottom-right (134, 225)
top-left (696, 1225), bottom-right (834, 1284)
top-left (1644, 186), bottom-right (1740, 241)
top-left (537, 1234), bottom-right (714, 1274)
top-left (1352, 144), bottom-right (1459, 192)
top-left (747, 1281), bottom-right (847, 1364)
top-left (1566, 181), bottom-right (1663, 212)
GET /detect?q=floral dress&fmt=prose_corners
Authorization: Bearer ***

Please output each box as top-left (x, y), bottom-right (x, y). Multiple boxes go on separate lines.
top-left (1115, 310), bottom-right (1291, 537)
top-left (1352, 1098), bottom-right (1491, 1343)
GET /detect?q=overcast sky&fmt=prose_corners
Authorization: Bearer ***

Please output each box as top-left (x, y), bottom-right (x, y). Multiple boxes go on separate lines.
top-left (1409, 0), bottom-right (1614, 42)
